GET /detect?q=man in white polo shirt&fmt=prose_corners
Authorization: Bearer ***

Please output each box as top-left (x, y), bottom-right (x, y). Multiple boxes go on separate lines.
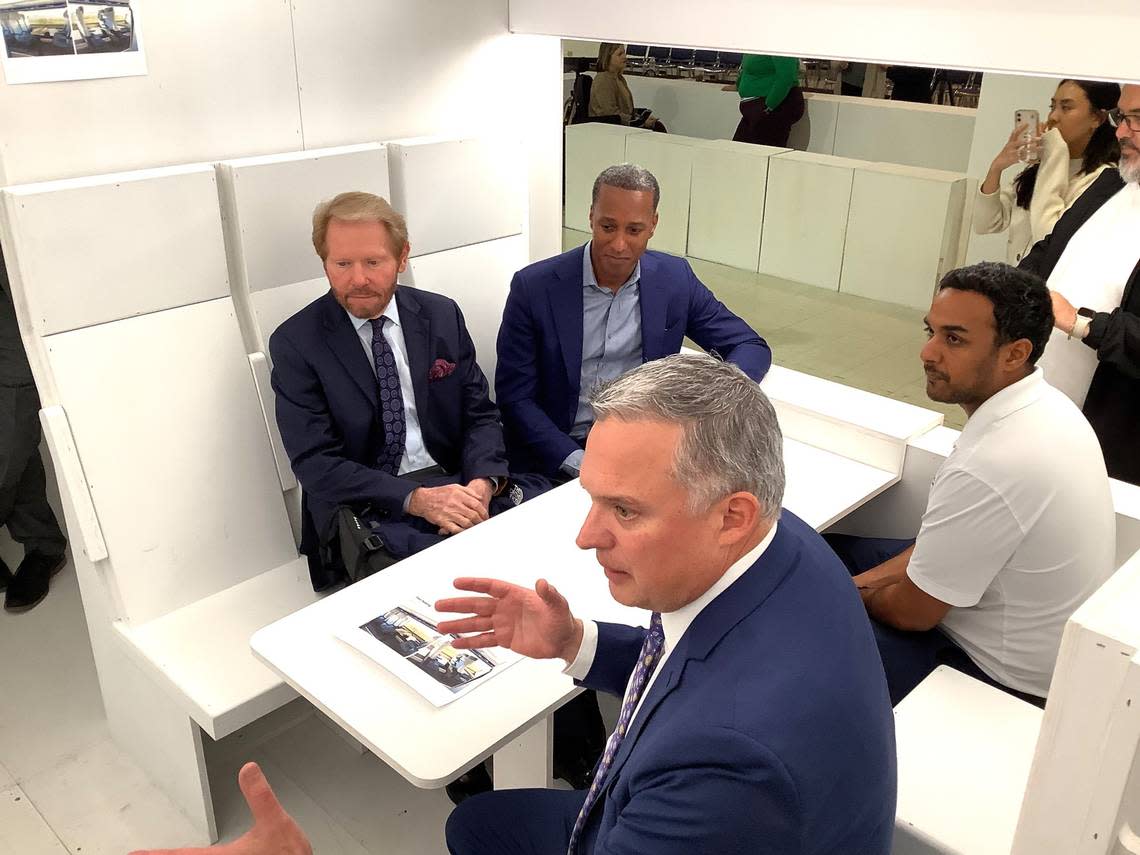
top-left (827, 262), bottom-right (1115, 706)
top-left (1020, 83), bottom-right (1140, 485)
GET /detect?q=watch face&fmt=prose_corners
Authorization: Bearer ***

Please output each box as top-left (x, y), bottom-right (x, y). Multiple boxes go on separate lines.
top-left (1077, 307), bottom-right (1097, 319)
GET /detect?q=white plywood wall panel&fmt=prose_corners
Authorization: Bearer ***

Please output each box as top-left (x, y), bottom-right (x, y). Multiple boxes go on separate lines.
top-left (787, 95), bottom-right (840, 156)
top-left (624, 75), bottom-right (742, 141)
top-left (564, 123), bottom-right (650, 232)
top-left (831, 99), bottom-right (975, 173)
top-left (688, 141), bottom-right (788, 270)
top-left (43, 299), bottom-right (299, 626)
top-left (506, 0), bottom-right (1140, 85)
top-left (0, 0), bottom-right (301, 186)
top-left (218, 144), bottom-right (390, 296)
top-left (387, 137), bottom-right (525, 258)
top-left (625, 133), bottom-right (700, 256)
top-left (403, 235), bottom-right (528, 387)
top-left (758, 152), bottom-right (864, 290)
top-left (1, 165), bottom-right (229, 337)
top-left (251, 279), bottom-right (331, 353)
top-left (841, 164), bottom-right (967, 311)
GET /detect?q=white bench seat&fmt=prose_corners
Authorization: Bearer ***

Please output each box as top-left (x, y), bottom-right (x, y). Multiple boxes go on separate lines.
top-left (893, 666), bottom-right (1043, 854)
top-left (112, 557), bottom-right (319, 739)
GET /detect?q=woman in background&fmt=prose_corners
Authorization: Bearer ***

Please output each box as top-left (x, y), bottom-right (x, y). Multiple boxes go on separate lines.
top-left (727, 54), bottom-right (805, 147)
top-left (974, 79), bottom-right (1120, 264)
top-left (589, 43), bottom-right (662, 130)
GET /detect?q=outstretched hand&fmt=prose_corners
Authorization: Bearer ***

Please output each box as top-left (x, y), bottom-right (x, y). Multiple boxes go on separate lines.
top-left (436, 577), bottom-right (583, 663)
top-left (129, 763), bottom-right (311, 855)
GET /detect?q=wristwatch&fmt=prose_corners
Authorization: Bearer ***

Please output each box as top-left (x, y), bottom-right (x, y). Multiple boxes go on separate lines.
top-left (1068, 307), bottom-right (1096, 341)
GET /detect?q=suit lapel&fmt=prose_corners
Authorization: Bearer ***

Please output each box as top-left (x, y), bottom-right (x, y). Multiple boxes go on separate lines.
top-left (550, 246), bottom-right (586, 393)
top-left (599, 520), bottom-right (800, 794)
top-left (637, 252), bottom-right (667, 361)
top-left (396, 288), bottom-right (431, 418)
top-left (321, 292), bottom-right (379, 411)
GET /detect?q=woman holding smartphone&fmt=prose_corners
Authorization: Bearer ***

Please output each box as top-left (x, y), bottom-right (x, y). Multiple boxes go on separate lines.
top-left (973, 79), bottom-right (1120, 263)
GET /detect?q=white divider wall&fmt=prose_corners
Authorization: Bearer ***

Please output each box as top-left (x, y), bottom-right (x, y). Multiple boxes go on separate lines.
top-left (387, 136), bottom-right (526, 258)
top-left (564, 124), bottom-right (649, 231)
top-left (403, 235), bottom-right (528, 388)
top-left (830, 99), bottom-right (975, 173)
top-left (688, 140), bottom-right (789, 270)
top-left (840, 163), bottom-right (968, 310)
top-left (624, 133), bottom-right (699, 256)
top-left (787, 94), bottom-right (841, 155)
top-left (217, 144), bottom-right (391, 354)
top-left (758, 151), bottom-right (866, 290)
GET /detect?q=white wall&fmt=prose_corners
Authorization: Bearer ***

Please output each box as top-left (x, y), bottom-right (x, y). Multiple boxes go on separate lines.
top-left (0, 1), bottom-right (563, 262)
top-left (964, 73), bottom-right (1059, 264)
top-left (507, 1), bottom-right (1140, 85)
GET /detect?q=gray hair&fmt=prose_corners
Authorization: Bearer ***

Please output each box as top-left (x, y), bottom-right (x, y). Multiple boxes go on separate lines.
top-left (589, 354), bottom-right (785, 518)
top-left (591, 164), bottom-right (660, 210)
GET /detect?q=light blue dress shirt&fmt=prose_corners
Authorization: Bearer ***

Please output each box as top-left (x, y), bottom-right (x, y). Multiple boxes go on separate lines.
top-left (346, 301), bottom-right (439, 476)
top-left (562, 242), bottom-right (643, 475)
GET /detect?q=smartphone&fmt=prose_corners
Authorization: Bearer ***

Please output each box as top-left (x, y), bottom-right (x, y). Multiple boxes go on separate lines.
top-left (1014, 109), bottom-right (1040, 163)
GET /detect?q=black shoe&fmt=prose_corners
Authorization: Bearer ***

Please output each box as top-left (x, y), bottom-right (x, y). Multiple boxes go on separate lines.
top-left (4, 551), bottom-right (66, 612)
top-left (444, 761), bottom-right (493, 805)
top-left (0, 556), bottom-right (11, 592)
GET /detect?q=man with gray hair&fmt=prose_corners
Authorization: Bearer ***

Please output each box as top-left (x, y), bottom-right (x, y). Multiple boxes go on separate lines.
top-left (127, 356), bottom-right (895, 855)
top-left (441, 354), bottom-right (896, 855)
top-left (496, 163), bottom-right (771, 483)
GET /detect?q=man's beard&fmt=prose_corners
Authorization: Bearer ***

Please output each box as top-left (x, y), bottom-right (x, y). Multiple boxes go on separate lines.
top-left (1120, 142), bottom-right (1140, 184)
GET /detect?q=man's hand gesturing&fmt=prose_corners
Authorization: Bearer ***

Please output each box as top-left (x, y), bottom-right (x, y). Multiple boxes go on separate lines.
top-left (435, 578), bottom-right (584, 664)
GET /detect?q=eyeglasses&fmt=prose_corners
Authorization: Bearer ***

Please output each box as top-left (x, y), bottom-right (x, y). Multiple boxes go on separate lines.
top-left (1108, 109), bottom-right (1140, 132)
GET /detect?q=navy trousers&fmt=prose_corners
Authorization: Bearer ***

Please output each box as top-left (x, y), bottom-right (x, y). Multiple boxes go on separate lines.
top-left (446, 788), bottom-right (586, 855)
top-left (824, 534), bottom-right (1045, 708)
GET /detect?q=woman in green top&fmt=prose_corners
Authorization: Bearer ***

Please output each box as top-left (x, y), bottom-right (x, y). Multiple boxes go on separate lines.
top-left (727, 54), bottom-right (805, 147)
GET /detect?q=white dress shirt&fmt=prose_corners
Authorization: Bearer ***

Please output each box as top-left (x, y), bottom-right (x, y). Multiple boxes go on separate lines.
top-left (1038, 181), bottom-right (1140, 406)
top-left (565, 521), bottom-right (778, 726)
top-left (346, 301), bottom-right (439, 475)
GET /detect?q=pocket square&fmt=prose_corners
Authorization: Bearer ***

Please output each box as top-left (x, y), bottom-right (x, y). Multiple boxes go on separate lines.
top-left (429, 358), bottom-right (456, 381)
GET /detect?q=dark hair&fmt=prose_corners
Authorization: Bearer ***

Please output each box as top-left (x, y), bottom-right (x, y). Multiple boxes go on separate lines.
top-left (938, 262), bottom-right (1054, 364)
top-left (1014, 79), bottom-right (1122, 209)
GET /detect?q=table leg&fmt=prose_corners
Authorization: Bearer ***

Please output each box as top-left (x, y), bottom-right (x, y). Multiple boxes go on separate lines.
top-left (492, 716), bottom-right (553, 789)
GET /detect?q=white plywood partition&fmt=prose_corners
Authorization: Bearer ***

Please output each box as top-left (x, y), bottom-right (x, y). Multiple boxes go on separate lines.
top-left (564, 123), bottom-right (649, 231)
top-left (832, 98), bottom-right (975, 173)
top-left (387, 136), bottom-right (525, 258)
top-left (841, 163), bottom-right (968, 311)
top-left (625, 133), bottom-right (701, 256)
top-left (403, 235), bottom-right (527, 387)
top-left (787, 94), bottom-right (841, 156)
top-left (624, 75), bottom-right (742, 141)
top-left (759, 151), bottom-right (866, 290)
top-left (688, 140), bottom-right (789, 271)
top-left (43, 298), bottom-right (300, 627)
top-left (217, 143), bottom-right (389, 352)
top-left (0, 165), bottom-right (229, 338)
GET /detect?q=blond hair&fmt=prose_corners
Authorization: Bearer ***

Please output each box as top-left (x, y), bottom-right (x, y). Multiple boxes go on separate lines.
top-left (596, 42), bottom-right (624, 73)
top-left (311, 191), bottom-right (409, 260)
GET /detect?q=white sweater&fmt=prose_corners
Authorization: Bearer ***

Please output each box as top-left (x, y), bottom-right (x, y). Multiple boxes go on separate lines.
top-left (973, 127), bottom-right (1114, 264)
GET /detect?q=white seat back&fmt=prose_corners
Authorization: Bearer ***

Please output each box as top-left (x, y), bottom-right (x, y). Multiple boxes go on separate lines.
top-left (216, 143), bottom-right (391, 354)
top-left (2, 166), bottom-right (298, 626)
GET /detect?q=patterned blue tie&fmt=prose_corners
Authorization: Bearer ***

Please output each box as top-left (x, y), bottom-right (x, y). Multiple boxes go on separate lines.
top-left (369, 317), bottom-right (406, 475)
top-left (567, 612), bottom-right (665, 854)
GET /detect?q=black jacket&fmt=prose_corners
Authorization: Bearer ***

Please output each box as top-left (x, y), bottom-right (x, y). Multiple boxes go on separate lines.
top-left (1020, 169), bottom-right (1140, 484)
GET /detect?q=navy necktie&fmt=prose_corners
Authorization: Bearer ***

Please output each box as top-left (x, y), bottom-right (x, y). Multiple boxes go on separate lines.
top-left (567, 612), bottom-right (665, 854)
top-left (370, 317), bottom-right (406, 475)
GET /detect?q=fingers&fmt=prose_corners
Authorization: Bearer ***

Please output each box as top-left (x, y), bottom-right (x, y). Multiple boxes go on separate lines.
top-left (434, 595), bottom-right (497, 615)
top-left (237, 762), bottom-right (289, 829)
top-left (535, 578), bottom-right (567, 611)
top-left (450, 632), bottom-right (502, 650)
top-left (449, 577), bottom-right (515, 597)
top-left (435, 616), bottom-right (493, 634)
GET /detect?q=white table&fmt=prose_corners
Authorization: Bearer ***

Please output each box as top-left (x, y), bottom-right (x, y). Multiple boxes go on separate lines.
top-left (251, 428), bottom-right (902, 790)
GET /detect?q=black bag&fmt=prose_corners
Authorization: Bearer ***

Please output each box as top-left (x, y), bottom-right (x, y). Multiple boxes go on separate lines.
top-left (333, 506), bottom-right (398, 584)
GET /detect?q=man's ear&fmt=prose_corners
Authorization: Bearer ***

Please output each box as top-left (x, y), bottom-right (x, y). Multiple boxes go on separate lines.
top-left (1003, 337), bottom-right (1033, 374)
top-left (398, 243), bottom-right (411, 274)
top-left (717, 491), bottom-right (763, 547)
